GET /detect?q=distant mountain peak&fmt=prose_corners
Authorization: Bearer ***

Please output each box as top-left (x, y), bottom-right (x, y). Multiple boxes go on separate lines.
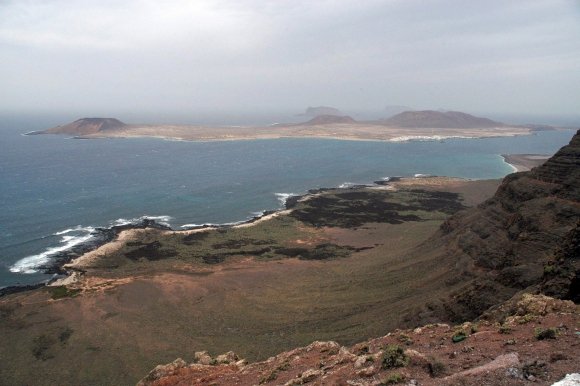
top-left (384, 110), bottom-right (505, 128)
top-left (301, 106), bottom-right (344, 117)
top-left (301, 115), bottom-right (356, 125)
top-left (41, 118), bottom-right (127, 135)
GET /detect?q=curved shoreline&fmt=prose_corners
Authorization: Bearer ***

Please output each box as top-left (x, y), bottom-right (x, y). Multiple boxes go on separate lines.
top-left (1, 174), bottom-right (472, 295)
top-left (501, 154), bottom-right (551, 172)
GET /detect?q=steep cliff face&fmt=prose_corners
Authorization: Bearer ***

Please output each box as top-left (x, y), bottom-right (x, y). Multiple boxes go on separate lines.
top-left (421, 130), bottom-right (580, 323)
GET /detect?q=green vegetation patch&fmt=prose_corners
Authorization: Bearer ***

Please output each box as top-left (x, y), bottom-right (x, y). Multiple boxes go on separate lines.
top-left (428, 358), bottom-right (447, 377)
top-left (31, 334), bottom-right (57, 360)
top-left (47, 286), bottom-right (81, 300)
top-left (534, 327), bottom-right (558, 340)
top-left (381, 372), bottom-right (406, 384)
top-left (381, 344), bottom-right (409, 369)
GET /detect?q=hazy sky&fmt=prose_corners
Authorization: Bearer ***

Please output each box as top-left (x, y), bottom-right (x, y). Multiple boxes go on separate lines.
top-left (1, 0), bottom-right (579, 118)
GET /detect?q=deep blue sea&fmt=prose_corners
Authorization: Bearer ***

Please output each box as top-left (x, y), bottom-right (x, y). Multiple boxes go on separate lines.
top-left (0, 116), bottom-right (575, 287)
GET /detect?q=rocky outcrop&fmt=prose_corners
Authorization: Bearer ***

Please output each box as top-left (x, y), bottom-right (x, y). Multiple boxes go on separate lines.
top-left (40, 118), bottom-right (127, 136)
top-left (383, 110), bottom-right (505, 128)
top-left (138, 295), bottom-right (579, 386)
top-left (419, 130), bottom-right (580, 323)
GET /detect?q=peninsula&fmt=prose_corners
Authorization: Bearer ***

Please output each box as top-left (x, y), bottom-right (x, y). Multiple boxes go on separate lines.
top-left (32, 110), bottom-right (535, 142)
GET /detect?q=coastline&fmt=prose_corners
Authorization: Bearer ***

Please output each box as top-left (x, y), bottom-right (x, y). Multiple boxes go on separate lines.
top-left (34, 122), bottom-right (534, 143)
top-left (0, 132), bottom-right (564, 296)
top-left (501, 154), bottom-right (551, 172)
top-left (2, 175), bottom-right (473, 293)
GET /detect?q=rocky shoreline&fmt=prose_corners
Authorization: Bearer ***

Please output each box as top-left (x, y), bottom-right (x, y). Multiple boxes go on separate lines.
top-left (1, 174), bottom-right (453, 297)
top-left (0, 219), bottom-right (172, 297)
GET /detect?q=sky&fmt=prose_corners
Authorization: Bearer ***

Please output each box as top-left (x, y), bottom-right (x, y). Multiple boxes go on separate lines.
top-left (1, 0), bottom-right (579, 121)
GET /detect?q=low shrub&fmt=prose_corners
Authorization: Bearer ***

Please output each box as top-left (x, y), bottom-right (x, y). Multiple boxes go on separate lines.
top-left (381, 372), bottom-right (405, 384)
top-left (534, 327), bottom-right (557, 340)
top-left (428, 359), bottom-right (447, 377)
top-left (381, 345), bottom-right (408, 369)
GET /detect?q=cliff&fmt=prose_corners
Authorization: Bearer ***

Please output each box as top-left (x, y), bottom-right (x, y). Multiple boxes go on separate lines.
top-left (411, 130), bottom-right (579, 324)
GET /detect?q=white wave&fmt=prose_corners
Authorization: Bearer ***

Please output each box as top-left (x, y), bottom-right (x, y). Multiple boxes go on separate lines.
top-left (111, 215), bottom-right (172, 227)
top-left (414, 173), bottom-right (431, 178)
top-left (180, 223), bottom-right (206, 228)
top-left (389, 135), bottom-right (471, 142)
top-left (54, 225), bottom-right (95, 235)
top-left (10, 229), bottom-right (96, 274)
top-left (381, 177), bottom-right (391, 182)
top-left (274, 193), bottom-right (297, 206)
top-left (180, 219), bottom-right (246, 229)
top-left (338, 182), bottom-right (356, 188)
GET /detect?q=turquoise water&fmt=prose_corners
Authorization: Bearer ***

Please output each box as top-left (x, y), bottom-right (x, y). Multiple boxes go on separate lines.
top-left (0, 119), bottom-right (575, 287)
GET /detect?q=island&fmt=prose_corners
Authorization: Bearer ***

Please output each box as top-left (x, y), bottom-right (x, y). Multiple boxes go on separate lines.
top-left (31, 110), bottom-right (537, 142)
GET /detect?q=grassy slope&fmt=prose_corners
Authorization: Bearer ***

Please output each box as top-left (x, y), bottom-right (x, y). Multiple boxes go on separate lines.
top-left (0, 179), bottom-right (499, 386)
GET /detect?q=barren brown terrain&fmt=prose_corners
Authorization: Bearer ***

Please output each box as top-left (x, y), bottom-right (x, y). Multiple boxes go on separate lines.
top-left (1, 130), bottom-right (577, 386)
top-left (0, 178), bottom-right (500, 386)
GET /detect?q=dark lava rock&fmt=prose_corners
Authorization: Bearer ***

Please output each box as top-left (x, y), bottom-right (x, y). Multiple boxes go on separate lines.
top-left (290, 189), bottom-right (465, 228)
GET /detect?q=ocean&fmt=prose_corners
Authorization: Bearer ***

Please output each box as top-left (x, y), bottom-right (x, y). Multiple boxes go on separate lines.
top-left (0, 116), bottom-right (575, 288)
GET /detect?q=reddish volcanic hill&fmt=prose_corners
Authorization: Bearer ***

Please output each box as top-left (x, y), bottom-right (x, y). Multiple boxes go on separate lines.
top-left (384, 110), bottom-right (505, 128)
top-left (41, 118), bottom-right (127, 136)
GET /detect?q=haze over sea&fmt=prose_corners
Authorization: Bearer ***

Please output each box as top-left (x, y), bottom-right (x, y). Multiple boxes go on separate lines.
top-left (0, 115), bottom-right (575, 288)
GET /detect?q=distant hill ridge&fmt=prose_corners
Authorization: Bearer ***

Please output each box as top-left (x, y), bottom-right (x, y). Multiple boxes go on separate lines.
top-left (42, 118), bottom-right (127, 136)
top-left (300, 106), bottom-right (344, 117)
top-left (300, 114), bottom-right (356, 125)
top-left (384, 110), bottom-right (505, 128)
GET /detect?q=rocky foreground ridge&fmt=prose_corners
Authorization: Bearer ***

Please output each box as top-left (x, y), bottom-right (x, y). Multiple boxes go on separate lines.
top-left (139, 294), bottom-right (579, 386)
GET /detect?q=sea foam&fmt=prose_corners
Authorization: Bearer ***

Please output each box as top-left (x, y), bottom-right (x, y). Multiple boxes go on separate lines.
top-left (274, 193), bottom-right (297, 206)
top-left (10, 226), bottom-right (97, 274)
top-left (111, 215), bottom-right (172, 227)
top-left (9, 215), bottom-right (173, 274)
